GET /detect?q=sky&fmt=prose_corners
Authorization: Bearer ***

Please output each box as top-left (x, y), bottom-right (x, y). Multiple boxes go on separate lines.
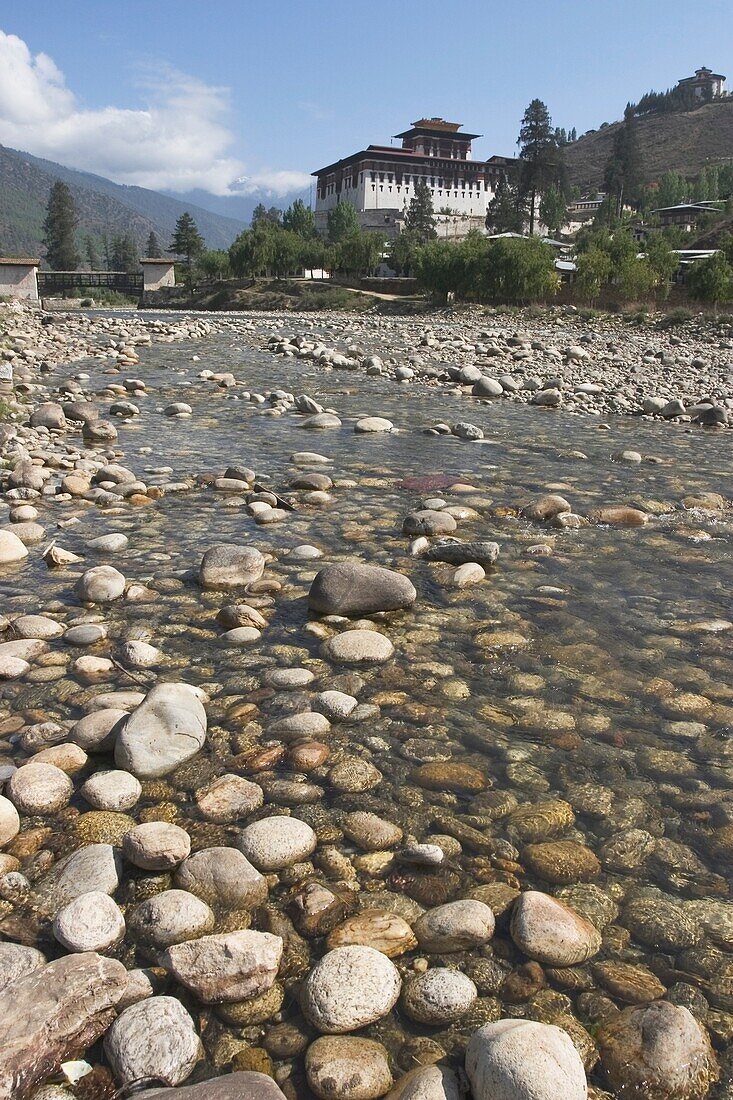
top-left (0, 0), bottom-right (731, 203)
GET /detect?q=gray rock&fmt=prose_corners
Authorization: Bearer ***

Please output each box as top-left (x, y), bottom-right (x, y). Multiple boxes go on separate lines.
top-left (238, 816), bottom-right (317, 871)
top-left (123, 822), bottom-right (192, 870)
top-left (386, 1065), bottom-right (461, 1100)
top-left (0, 795), bottom-right (20, 848)
top-left (306, 1036), bottom-right (392, 1099)
top-left (0, 530), bottom-right (28, 565)
top-left (32, 844), bottom-right (120, 918)
top-left (30, 403), bottom-right (66, 430)
top-left (414, 900), bottom-right (495, 952)
top-left (70, 708), bottom-right (126, 751)
top-left (510, 891), bottom-right (602, 966)
top-left (174, 847), bottom-right (267, 909)
top-left (473, 377), bottom-right (504, 397)
top-left (7, 763), bottom-right (73, 814)
top-left (133, 1073), bottom-right (287, 1099)
top-left (74, 565), bottom-right (125, 603)
top-left (302, 945), bottom-right (401, 1033)
top-left (422, 539), bottom-right (499, 565)
top-left (104, 996), bottom-right (201, 1088)
top-left (451, 422), bottom-right (484, 440)
top-left (115, 683), bottom-right (207, 779)
top-left (160, 929), bottom-right (282, 1003)
top-left (81, 770), bottom-right (141, 812)
top-left (355, 416), bottom-right (393, 433)
top-left (0, 943), bottom-right (46, 993)
top-left (466, 1019), bottom-right (587, 1100)
top-left (402, 968), bottom-right (478, 1024)
top-left (199, 544), bottom-right (266, 589)
top-left (309, 561), bottom-right (416, 617)
top-left (403, 510), bottom-right (457, 536)
top-left (53, 891), bottom-right (126, 953)
top-left (323, 629), bottom-right (395, 665)
top-left (128, 890), bottom-right (215, 953)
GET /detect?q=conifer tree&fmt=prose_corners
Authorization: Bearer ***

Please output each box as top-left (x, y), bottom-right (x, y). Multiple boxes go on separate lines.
top-left (327, 201), bottom-right (360, 244)
top-left (517, 100), bottom-right (563, 235)
top-left (403, 181), bottom-right (437, 243)
top-left (146, 231), bottom-right (161, 257)
top-left (169, 213), bottom-right (204, 266)
top-left (485, 177), bottom-right (526, 233)
top-left (283, 199), bottom-right (316, 237)
top-left (43, 181), bottom-right (80, 270)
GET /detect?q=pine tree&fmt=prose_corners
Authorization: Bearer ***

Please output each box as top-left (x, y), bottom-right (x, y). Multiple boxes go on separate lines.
top-left (517, 100), bottom-right (563, 235)
top-left (283, 199), bottom-right (316, 237)
top-left (603, 108), bottom-right (641, 221)
top-left (146, 231), bottom-right (161, 258)
top-left (327, 202), bottom-right (360, 244)
top-left (84, 236), bottom-right (100, 271)
top-left (168, 213), bottom-right (204, 265)
top-left (111, 233), bottom-right (138, 273)
top-left (403, 181), bottom-right (437, 243)
top-left (485, 177), bottom-right (526, 233)
top-left (43, 181), bottom-right (80, 270)
top-left (539, 185), bottom-right (567, 236)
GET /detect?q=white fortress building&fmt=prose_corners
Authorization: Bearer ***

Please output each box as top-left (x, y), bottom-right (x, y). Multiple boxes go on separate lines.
top-left (313, 117), bottom-right (516, 239)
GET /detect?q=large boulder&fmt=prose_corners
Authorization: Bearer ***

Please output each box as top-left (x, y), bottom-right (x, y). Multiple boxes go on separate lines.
top-left (29, 402), bottom-right (66, 430)
top-left (597, 1002), bottom-right (718, 1100)
top-left (0, 530), bottom-right (29, 565)
top-left (0, 944), bottom-right (46, 994)
top-left (74, 565), bottom-right (126, 603)
top-left (466, 1019), bottom-right (587, 1100)
top-left (115, 683), bottom-right (207, 779)
top-left (308, 561), bottom-right (416, 617)
top-left (510, 891), bottom-right (602, 966)
top-left (160, 929), bottom-right (283, 1003)
top-left (133, 1073), bottom-right (287, 1099)
top-left (302, 945), bottom-right (401, 1033)
top-left (0, 952), bottom-right (128, 1100)
top-left (104, 996), bottom-right (202, 1088)
top-left (199, 544), bottom-right (266, 589)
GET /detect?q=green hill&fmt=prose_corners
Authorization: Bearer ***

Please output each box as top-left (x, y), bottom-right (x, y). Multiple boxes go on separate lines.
top-left (565, 98), bottom-right (733, 193)
top-left (0, 145), bottom-right (245, 261)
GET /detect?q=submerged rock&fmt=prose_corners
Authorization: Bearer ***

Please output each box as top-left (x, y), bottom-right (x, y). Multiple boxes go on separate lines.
top-left (308, 561), bottom-right (416, 617)
top-left (466, 1019), bottom-right (587, 1100)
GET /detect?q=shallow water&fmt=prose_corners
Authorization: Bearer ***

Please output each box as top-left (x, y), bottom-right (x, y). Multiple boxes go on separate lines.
top-left (3, 325), bottom-right (733, 1083)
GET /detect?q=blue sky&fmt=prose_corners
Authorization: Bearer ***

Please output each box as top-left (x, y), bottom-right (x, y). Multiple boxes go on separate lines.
top-left (0, 0), bottom-right (731, 200)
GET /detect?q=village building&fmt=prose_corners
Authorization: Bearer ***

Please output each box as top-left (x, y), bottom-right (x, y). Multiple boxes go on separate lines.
top-left (312, 118), bottom-right (516, 239)
top-left (650, 201), bottom-right (726, 232)
top-left (676, 67), bottom-right (726, 101)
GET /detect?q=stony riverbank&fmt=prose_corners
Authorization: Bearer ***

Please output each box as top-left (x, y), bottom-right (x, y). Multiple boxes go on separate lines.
top-left (0, 300), bottom-right (731, 1100)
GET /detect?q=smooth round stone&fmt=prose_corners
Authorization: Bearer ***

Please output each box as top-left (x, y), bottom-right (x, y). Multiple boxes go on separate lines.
top-left (510, 891), bottom-right (602, 966)
top-left (53, 891), bottom-right (126, 952)
top-left (306, 1036), bottom-right (392, 1099)
top-left (414, 900), bottom-right (495, 952)
top-left (598, 1002), bottom-right (718, 1100)
top-left (343, 811), bottom-right (403, 851)
top-left (174, 847), bottom-right (267, 910)
top-left (315, 690), bottom-right (358, 721)
top-left (81, 770), bottom-right (142, 812)
top-left (12, 615), bottom-right (64, 640)
top-left (302, 945), bottom-right (401, 1033)
top-left (402, 510), bottom-right (457, 536)
top-left (0, 795), bottom-right (20, 848)
top-left (309, 561), bottom-right (416, 617)
top-left (300, 413), bottom-right (342, 429)
top-left (238, 816), bottom-right (317, 871)
top-left (523, 840), bottom-right (601, 884)
top-left (265, 667), bottom-right (315, 690)
top-left (220, 626), bottom-right (262, 645)
top-left (195, 774), bottom-right (264, 823)
top-left (120, 640), bottom-right (161, 668)
top-left (8, 762), bottom-right (73, 814)
top-left (355, 416), bottom-right (394, 433)
top-left (401, 968), bottom-right (478, 1024)
top-left (0, 530), bottom-right (29, 564)
top-left (123, 822), bottom-right (192, 870)
top-left (386, 1066), bottom-right (461, 1100)
top-left (268, 711), bottom-right (331, 740)
top-left (288, 544), bottom-right (323, 560)
top-left (291, 451), bottom-right (333, 465)
top-left (453, 562), bottom-right (485, 588)
top-left (104, 996), bottom-right (201, 1087)
top-left (64, 624), bottom-right (108, 646)
top-left (329, 758), bottom-right (382, 793)
top-left (70, 708), bottom-right (126, 751)
top-left (89, 533), bottom-right (129, 553)
top-left (128, 890), bottom-right (215, 952)
top-left (327, 910), bottom-right (417, 957)
top-left (323, 630), bottom-right (394, 666)
top-left (217, 604), bottom-right (268, 630)
top-left (75, 566), bottom-right (126, 603)
top-left (466, 1019), bottom-right (587, 1100)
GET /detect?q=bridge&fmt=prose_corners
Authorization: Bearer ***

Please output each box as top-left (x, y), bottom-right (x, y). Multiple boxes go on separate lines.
top-left (0, 258), bottom-right (176, 303)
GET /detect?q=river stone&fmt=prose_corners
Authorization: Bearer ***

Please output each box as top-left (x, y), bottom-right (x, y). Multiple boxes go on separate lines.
top-left (386, 1065), bottom-right (461, 1100)
top-left (174, 847), bottom-right (267, 909)
top-left (402, 968), bottom-right (478, 1024)
top-left (597, 1002), bottom-right (718, 1100)
top-left (523, 495), bottom-right (572, 523)
top-left (32, 844), bottom-right (120, 918)
top-left (238, 816), bottom-right (317, 870)
top-left (0, 944), bottom-right (46, 993)
top-left (123, 822), bottom-right (191, 870)
top-left (199, 544), bottom-right (266, 589)
top-left (302, 945), bottom-right (401, 1033)
top-left (403, 510), bottom-right (457, 536)
top-left (414, 900), bottom-right (495, 952)
top-left (523, 840), bottom-right (601, 884)
top-left (323, 630), bottom-right (394, 665)
top-left (592, 960), bottom-right (666, 1004)
top-left (327, 909), bottom-right (417, 957)
top-left (306, 1036), bottom-right (392, 1099)
top-left (0, 953), bottom-right (128, 1100)
top-left (8, 762), bottom-right (73, 814)
top-left (81, 770), bottom-right (141, 812)
top-left (12, 615), bottom-right (63, 640)
top-left (53, 891), bottom-right (126, 953)
top-left (74, 566), bottom-right (126, 603)
top-left (104, 996), bottom-right (201, 1088)
top-left (414, 761), bottom-right (486, 793)
top-left (466, 1019), bottom-right (587, 1100)
top-left (0, 530), bottom-right (29, 564)
top-left (115, 683), bottom-right (207, 779)
top-left (133, 1075), bottom-right (288, 1099)
top-left (128, 890), bottom-right (215, 952)
top-left (195, 774), bottom-right (264, 822)
top-left (309, 561), bottom-right (416, 617)
top-left (161, 929), bottom-right (282, 1003)
top-left (510, 891), bottom-right (602, 966)
top-left (343, 811), bottom-right (403, 851)
top-left (71, 708), bottom-right (126, 751)
top-left (355, 416), bottom-right (394, 434)
top-left (0, 795), bottom-right (20, 848)
top-left (506, 800), bottom-right (575, 843)
top-left (622, 894), bottom-right (702, 951)
top-left (301, 412), bottom-right (342, 429)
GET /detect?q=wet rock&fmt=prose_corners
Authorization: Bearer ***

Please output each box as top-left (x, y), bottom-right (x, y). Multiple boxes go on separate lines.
top-left (0, 944), bottom-right (45, 993)
top-left (238, 815), bottom-right (317, 870)
top-left (306, 1035), bottom-right (392, 1099)
top-left (195, 774), bottom-right (263, 822)
top-left (133, 1075), bottom-right (287, 1099)
top-left (8, 762), bottom-right (73, 814)
top-left (466, 1019), bottom-right (587, 1100)
top-left (386, 1065), bottom-right (460, 1100)
top-left (414, 900), bottom-right (495, 952)
top-left (309, 561), bottom-right (416, 617)
top-left (414, 761), bottom-right (486, 794)
top-left (0, 530), bottom-right (29, 565)
top-left (74, 565), bottom-right (126, 603)
top-left (592, 961), bottom-right (666, 1004)
top-left (323, 629), bottom-right (394, 665)
top-left (402, 968), bottom-right (478, 1024)
top-left (510, 891), bottom-right (602, 966)
top-left (355, 416), bottom-right (394, 434)
top-left (588, 506), bottom-right (648, 527)
top-left (403, 511), bottom-right (457, 537)
top-left (343, 811), bottom-right (403, 851)
top-left (507, 800), bottom-right (575, 843)
top-left (115, 683), bottom-right (207, 779)
top-left (597, 1002), bottom-right (718, 1100)
top-left (81, 770), bottom-right (141, 812)
top-left (53, 891), bottom-right (126, 953)
top-left (523, 841), bottom-right (601, 884)
top-left (327, 909), bottom-right (417, 957)
top-left (0, 796), bottom-right (20, 848)
top-left (33, 843), bottom-right (120, 917)
top-left (199, 544), bottom-right (266, 589)
top-left (622, 894), bottom-right (702, 951)
top-left (161, 929), bottom-right (282, 1003)
top-left (302, 945), bottom-right (402, 1033)
top-left (422, 540), bottom-right (499, 566)
top-left (122, 821), bottom-right (191, 870)
top-left (128, 890), bottom-right (215, 952)
top-left (71, 708), bottom-right (126, 752)
top-left (104, 996), bottom-right (202, 1088)
top-left (523, 495), bottom-right (572, 522)
top-left (174, 846), bottom-right (267, 909)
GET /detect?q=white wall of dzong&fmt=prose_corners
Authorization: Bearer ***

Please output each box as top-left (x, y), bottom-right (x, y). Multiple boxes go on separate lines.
top-left (315, 161), bottom-right (498, 219)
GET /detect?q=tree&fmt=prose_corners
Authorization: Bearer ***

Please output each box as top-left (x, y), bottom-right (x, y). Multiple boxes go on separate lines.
top-left (517, 100), bottom-right (563, 236)
top-left (111, 233), bottom-right (138, 273)
top-left (169, 213), bottom-right (204, 265)
top-left (197, 250), bottom-right (231, 281)
top-left (146, 231), bottom-right (161, 258)
top-left (686, 252), bottom-right (733, 308)
top-left (403, 181), bottom-right (437, 243)
top-left (43, 181), bottom-right (80, 270)
top-left (229, 224), bottom-right (275, 279)
top-left (84, 236), bottom-right (100, 271)
top-left (283, 199), bottom-right (316, 238)
top-left (539, 184), bottom-right (567, 236)
top-left (575, 247), bottom-right (613, 303)
top-left (390, 229), bottom-right (423, 275)
top-left (327, 201), bottom-right (360, 244)
top-left (645, 234), bottom-right (678, 299)
top-left (270, 230), bottom-right (302, 279)
top-left (336, 231), bottom-right (383, 276)
top-left (251, 204), bottom-right (282, 227)
top-left (485, 177), bottom-right (526, 234)
top-left (603, 108), bottom-right (641, 221)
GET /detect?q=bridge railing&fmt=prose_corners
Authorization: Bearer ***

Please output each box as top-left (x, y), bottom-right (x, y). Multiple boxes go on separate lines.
top-left (37, 271), bottom-right (144, 294)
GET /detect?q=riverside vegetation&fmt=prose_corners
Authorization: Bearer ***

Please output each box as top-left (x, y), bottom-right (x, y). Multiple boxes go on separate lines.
top-left (0, 298), bottom-right (731, 1100)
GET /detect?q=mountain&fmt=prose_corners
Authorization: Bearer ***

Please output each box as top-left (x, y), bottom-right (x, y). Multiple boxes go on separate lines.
top-left (0, 145), bottom-right (246, 260)
top-left (565, 98), bottom-right (733, 193)
top-left (160, 187), bottom-right (309, 225)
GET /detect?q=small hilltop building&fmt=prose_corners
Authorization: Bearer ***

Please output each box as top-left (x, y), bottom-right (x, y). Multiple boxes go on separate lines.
top-left (312, 117), bottom-right (516, 239)
top-left (676, 67), bottom-right (726, 102)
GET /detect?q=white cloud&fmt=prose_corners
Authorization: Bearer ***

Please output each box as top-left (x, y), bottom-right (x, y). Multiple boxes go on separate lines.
top-left (0, 31), bottom-right (310, 197)
top-left (230, 170), bottom-right (313, 198)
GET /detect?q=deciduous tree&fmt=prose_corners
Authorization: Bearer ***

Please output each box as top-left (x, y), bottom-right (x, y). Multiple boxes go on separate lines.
top-left (327, 201), bottom-right (360, 244)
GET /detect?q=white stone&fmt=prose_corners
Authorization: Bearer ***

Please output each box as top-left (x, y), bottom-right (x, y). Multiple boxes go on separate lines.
top-left (238, 816), bottom-right (317, 871)
top-left (81, 770), bottom-right (142, 812)
top-left (465, 1020), bottom-right (587, 1100)
top-left (302, 945), bottom-right (401, 1033)
top-left (8, 762), bottom-right (73, 814)
top-left (53, 891), bottom-right (126, 952)
top-left (104, 996), bottom-right (201, 1088)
